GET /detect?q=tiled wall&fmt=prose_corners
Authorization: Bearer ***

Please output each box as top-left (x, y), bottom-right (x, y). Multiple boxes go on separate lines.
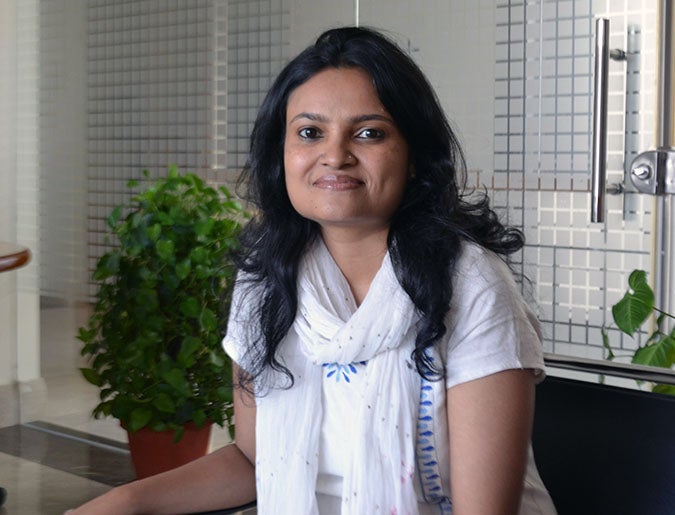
top-left (353, 0), bottom-right (656, 359)
top-left (85, 0), bottom-right (219, 297)
top-left (34, 0), bottom-right (662, 361)
top-left (225, 0), bottom-right (291, 171)
top-left (39, 0), bottom-right (88, 299)
top-left (222, 0), bottom-right (359, 172)
top-left (494, 0), bottom-right (657, 359)
top-left (359, 0), bottom-right (496, 173)
top-left (357, 0), bottom-right (658, 360)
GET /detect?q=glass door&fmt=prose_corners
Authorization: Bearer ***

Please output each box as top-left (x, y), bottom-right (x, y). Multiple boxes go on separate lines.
top-left (358, 0), bottom-right (672, 385)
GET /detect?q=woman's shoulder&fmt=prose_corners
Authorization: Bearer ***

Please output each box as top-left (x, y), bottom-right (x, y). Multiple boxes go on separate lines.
top-left (442, 241), bottom-right (545, 388)
top-left (453, 240), bottom-right (519, 293)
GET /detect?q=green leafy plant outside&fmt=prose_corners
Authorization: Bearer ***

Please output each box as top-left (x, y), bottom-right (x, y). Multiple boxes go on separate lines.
top-left (602, 269), bottom-right (675, 395)
top-left (78, 166), bottom-right (249, 441)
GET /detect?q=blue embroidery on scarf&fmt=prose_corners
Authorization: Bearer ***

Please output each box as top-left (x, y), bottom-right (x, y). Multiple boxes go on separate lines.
top-left (416, 362), bottom-right (453, 513)
top-left (322, 361), bottom-right (367, 382)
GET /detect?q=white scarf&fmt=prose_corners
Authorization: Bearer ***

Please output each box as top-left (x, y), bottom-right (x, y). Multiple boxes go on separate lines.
top-left (255, 239), bottom-right (422, 514)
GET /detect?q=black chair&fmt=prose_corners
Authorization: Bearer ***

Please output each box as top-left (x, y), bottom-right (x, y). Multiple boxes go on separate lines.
top-left (532, 376), bottom-right (675, 515)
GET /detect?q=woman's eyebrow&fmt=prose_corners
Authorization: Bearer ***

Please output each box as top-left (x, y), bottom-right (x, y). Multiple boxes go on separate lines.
top-left (349, 113), bottom-right (394, 124)
top-left (288, 112), bottom-right (394, 124)
top-left (288, 112), bottom-right (328, 124)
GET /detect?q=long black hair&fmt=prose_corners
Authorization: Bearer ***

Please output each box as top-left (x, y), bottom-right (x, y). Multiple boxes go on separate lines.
top-left (235, 26), bottom-right (523, 385)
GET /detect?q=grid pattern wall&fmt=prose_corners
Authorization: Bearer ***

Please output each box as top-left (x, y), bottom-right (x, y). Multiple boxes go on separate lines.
top-left (40, 0), bottom-right (89, 300)
top-left (225, 0), bottom-right (290, 171)
top-left (86, 0), bottom-right (217, 297)
top-left (494, 0), bottom-right (657, 359)
top-left (15, 0), bottom-right (41, 295)
top-left (358, 0), bottom-right (496, 177)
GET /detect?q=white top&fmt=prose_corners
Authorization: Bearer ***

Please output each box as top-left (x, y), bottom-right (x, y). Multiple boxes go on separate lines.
top-left (224, 242), bottom-right (557, 514)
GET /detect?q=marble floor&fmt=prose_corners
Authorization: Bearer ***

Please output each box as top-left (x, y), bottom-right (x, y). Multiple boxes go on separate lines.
top-left (0, 372), bottom-right (254, 515)
top-left (0, 302), bottom-right (255, 514)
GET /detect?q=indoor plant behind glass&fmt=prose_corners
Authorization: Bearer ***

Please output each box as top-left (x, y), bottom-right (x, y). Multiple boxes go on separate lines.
top-left (78, 165), bottom-right (249, 478)
top-left (602, 269), bottom-right (675, 395)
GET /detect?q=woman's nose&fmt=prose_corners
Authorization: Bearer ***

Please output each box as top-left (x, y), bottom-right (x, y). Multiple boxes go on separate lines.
top-left (320, 136), bottom-right (357, 168)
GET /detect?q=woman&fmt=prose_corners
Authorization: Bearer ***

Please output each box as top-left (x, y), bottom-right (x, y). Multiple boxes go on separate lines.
top-left (70, 26), bottom-right (557, 514)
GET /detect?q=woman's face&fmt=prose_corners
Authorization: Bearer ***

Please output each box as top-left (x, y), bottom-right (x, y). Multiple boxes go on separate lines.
top-left (283, 67), bottom-right (411, 236)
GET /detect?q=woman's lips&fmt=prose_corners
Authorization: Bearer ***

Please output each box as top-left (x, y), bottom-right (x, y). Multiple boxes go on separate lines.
top-left (313, 175), bottom-right (364, 190)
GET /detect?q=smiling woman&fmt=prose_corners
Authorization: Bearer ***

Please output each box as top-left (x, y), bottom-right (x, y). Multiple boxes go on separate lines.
top-left (284, 67), bottom-right (411, 255)
top-left (69, 26), bottom-right (557, 515)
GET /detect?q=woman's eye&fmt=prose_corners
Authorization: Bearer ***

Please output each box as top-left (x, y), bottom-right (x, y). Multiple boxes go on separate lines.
top-left (356, 128), bottom-right (384, 139)
top-left (298, 127), bottom-right (321, 139)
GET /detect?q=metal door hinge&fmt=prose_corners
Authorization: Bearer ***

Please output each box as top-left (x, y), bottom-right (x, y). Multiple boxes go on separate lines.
top-left (629, 147), bottom-right (675, 195)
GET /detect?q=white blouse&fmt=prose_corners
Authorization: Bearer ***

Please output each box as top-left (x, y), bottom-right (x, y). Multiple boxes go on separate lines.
top-left (224, 242), bottom-right (557, 514)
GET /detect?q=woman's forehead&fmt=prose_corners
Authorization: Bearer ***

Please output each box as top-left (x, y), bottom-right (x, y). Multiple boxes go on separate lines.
top-left (285, 67), bottom-right (389, 123)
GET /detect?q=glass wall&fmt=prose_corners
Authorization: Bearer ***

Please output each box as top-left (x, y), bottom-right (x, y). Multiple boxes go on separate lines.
top-left (1, 0), bottom-right (670, 433)
top-left (359, 1), bottom-right (659, 367)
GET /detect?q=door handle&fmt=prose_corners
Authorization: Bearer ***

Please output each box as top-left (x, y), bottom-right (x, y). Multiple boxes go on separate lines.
top-left (591, 18), bottom-right (610, 223)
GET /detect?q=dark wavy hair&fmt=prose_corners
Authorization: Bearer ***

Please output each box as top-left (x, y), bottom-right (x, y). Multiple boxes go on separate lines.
top-left (235, 26), bottom-right (524, 386)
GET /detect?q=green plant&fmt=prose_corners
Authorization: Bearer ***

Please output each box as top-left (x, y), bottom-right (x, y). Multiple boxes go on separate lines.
top-left (78, 166), bottom-right (249, 441)
top-left (602, 269), bottom-right (675, 395)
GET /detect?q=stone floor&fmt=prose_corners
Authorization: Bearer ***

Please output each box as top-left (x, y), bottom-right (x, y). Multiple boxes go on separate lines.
top-left (0, 373), bottom-right (253, 515)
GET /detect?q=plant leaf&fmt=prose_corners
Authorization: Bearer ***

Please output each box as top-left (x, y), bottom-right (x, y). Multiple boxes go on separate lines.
top-left (189, 246), bottom-right (207, 264)
top-left (192, 409), bottom-right (207, 427)
top-left (162, 368), bottom-right (191, 396)
top-left (217, 386), bottom-right (233, 403)
top-left (175, 258), bottom-right (191, 281)
top-left (156, 239), bottom-right (175, 262)
top-left (199, 307), bottom-right (217, 331)
top-left (172, 425), bottom-right (185, 443)
top-left (80, 367), bottom-right (102, 387)
top-left (179, 297), bottom-right (200, 318)
top-left (153, 393), bottom-right (175, 413)
top-left (128, 407), bottom-right (153, 433)
top-left (632, 337), bottom-right (674, 368)
top-left (195, 218), bottom-right (215, 237)
top-left (652, 384), bottom-right (675, 396)
top-left (612, 270), bottom-right (654, 335)
top-left (147, 223), bottom-right (162, 241)
top-left (601, 327), bottom-right (615, 360)
top-left (107, 205), bottom-right (123, 229)
top-left (92, 251), bottom-right (120, 281)
top-left (178, 336), bottom-right (202, 362)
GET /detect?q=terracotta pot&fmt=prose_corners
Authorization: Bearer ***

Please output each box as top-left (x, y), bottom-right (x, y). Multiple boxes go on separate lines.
top-left (125, 421), bottom-right (213, 479)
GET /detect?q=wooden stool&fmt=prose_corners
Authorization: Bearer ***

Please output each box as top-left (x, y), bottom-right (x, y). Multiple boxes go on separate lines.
top-left (0, 242), bottom-right (30, 273)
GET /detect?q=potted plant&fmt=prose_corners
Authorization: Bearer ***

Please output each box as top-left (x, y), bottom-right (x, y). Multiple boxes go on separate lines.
top-left (78, 165), bottom-right (249, 478)
top-left (602, 269), bottom-right (675, 395)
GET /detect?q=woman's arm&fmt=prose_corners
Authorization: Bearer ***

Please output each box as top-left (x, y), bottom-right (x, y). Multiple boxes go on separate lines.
top-left (446, 368), bottom-right (535, 515)
top-left (68, 364), bottom-right (257, 515)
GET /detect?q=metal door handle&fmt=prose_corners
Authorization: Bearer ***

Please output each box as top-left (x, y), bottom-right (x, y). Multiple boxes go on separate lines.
top-left (591, 18), bottom-right (610, 223)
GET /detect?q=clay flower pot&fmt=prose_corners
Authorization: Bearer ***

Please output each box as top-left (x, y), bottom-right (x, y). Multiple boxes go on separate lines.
top-left (126, 422), bottom-right (213, 479)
